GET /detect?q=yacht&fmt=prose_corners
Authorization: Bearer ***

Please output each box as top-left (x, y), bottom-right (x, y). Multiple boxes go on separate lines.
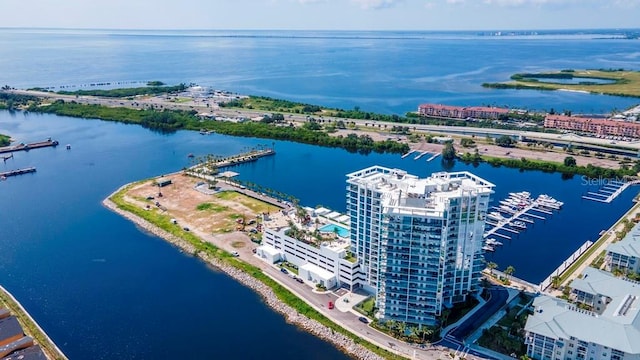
top-left (482, 245), bottom-right (495, 252)
top-left (485, 238), bottom-right (503, 246)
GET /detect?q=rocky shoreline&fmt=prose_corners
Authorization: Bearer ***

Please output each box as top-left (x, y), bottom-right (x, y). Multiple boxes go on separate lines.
top-left (102, 196), bottom-right (386, 360)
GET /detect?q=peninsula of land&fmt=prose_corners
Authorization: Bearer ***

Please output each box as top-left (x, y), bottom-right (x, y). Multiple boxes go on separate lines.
top-left (482, 69), bottom-right (640, 98)
top-left (2, 86), bottom-right (639, 181)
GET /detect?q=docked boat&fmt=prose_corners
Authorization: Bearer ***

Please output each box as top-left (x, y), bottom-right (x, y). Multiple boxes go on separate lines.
top-left (536, 194), bottom-right (563, 209)
top-left (485, 238), bottom-right (503, 246)
top-left (487, 211), bottom-right (505, 221)
top-left (509, 220), bottom-right (527, 230)
top-left (482, 245), bottom-right (495, 252)
top-left (509, 191), bottom-right (531, 201)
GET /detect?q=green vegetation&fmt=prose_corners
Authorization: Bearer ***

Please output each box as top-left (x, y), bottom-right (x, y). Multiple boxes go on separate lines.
top-left (483, 69), bottom-right (640, 98)
top-left (147, 81), bottom-right (165, 86)
top-left (28, 100), bottom-right (409, 155)
top-left (109, 184), bottom-right (405, 360)
top-left (57, 83), bottom-right (187, 97)
top-left (354, 296), bottom-right (376, 318)
top-left (494, 135), bottom-right (517, 147)
top-left (0, 133), bottom-right (9, 147)
top-left (478, 299), bottom-right (531, 357)
top-left (442, 142), bottom-right (456, 162)
top-left (0, 91), bottom-right (39, 110)
top-left (196, 202), bottom-right (228, 212)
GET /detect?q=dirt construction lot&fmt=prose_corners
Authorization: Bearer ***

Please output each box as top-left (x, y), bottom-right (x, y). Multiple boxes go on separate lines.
top-left (123, 173), bottom-right (279, 257)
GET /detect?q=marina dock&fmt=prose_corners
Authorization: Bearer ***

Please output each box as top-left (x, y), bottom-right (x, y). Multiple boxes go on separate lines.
top-left (0, 167), bottom-right (36, 178)
top-left (0, 138), bottom-right (59, 154)
top-left (483, 191), bottom-right (563, 250)
top-left (426, 153), bottom-right (440, 162)
top-left (581, 179), bottom-right (640, 203)
top-left (401, 149), bottom-right (416, 159)
top-left (187, 147), bottom-right (275, 175)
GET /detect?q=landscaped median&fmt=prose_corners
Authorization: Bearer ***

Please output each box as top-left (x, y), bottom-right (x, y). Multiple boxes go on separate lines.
top-left (105, 182), bottom-right (405, 360)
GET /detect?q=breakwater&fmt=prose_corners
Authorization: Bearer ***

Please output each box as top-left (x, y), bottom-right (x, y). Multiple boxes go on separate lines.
top-left (102, 190), bottom-right (384, 360)
top-left (0, 138), bottom-right (58, 154)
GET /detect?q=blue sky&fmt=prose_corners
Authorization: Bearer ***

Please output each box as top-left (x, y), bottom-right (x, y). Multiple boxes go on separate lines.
top-left (2, 0), bottom-right (639, 30)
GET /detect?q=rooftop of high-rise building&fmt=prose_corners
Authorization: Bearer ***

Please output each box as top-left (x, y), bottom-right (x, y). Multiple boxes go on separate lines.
top-left (347, 166), bottom-right (494, 216)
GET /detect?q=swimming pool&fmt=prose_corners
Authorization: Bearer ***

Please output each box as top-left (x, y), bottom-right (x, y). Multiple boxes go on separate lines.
top-left (318, 224), bottom-right (350, 238)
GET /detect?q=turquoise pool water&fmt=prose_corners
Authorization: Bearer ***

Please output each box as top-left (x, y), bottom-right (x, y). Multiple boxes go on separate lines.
top-left (318, 224), bottom-right (350, 238)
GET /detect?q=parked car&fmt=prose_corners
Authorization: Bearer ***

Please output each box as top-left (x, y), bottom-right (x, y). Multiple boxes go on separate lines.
top-left (358, 317), bottom-right (369, 324)
top-left (295, 277), bottom-right (304, 284)
top-left (183, 227), bottom-right (190, 231)
top-left (328, 301), bottom-right (334, 310)
top-left (231, 251), bottom-right (239, 257)
top-left (280, 268), bottom-right (288, 274)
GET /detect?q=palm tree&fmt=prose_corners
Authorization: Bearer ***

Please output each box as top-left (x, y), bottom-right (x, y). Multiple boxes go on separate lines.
top-left (398, 321), bottom-right (407, 338)
top-left (505, 265), bottom-right (516, 279)
top-left (551, 275), bottom-right (561, 289)
top-left (487, 261), bottom-right (498, 275)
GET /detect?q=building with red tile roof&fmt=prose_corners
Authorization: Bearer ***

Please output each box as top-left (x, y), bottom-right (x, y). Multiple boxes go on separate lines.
top-left (544, 114), bottom-right (640, 138)
top-left (418, 104), bottom-right (509, 120)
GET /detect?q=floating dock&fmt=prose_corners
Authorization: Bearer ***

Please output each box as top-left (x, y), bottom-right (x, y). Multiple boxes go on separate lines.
top-left (581, 179), bottom-right (640, 203)
top-left (0, 138), bottom-right (59, 154)
top-left (414, 151), bottom-right (430, 160)
top-left (426, 153), bottom-right (440, 162)
top-left (401, 150), bottom-right (416, 159)
top-left (483, 192), bottom-right (563, 245)
top-left (0, 167), bottom-right (36, 178)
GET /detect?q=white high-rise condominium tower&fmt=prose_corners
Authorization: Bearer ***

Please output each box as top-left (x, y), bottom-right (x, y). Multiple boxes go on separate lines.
top-left (346, 166), bottom-right (494, 326)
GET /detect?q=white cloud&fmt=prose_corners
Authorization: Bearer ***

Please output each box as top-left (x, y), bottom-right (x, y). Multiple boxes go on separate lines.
top-left (351, 0), bottom-right (402, 9)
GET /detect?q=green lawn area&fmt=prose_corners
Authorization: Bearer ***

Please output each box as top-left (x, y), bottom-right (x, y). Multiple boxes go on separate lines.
top-left (280, 261), bottom-right (299, 275)
top-left (354, 296), bottom-right (376, 318)
top-left (196, 202), bottom-right (229, 212)
top-left (484, 69), bottom-right (640, 98)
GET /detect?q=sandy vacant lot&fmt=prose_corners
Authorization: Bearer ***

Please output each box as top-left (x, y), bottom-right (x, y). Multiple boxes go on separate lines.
top-left (124, 173), bottom-right (279, 257)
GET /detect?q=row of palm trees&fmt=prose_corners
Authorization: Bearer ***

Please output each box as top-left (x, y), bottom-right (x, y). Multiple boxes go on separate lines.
top-left (376, 319), bottom-right (438, 343)
top-left (487, 261), bottom-right (516, 279)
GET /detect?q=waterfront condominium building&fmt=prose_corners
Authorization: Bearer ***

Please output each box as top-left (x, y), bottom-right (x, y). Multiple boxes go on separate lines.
top-left (605, 221), bottom-right (640, 275)
top-left (346, 166), bottom-right (494, 326)
top-left (524, 268), bottom-right (640, 360)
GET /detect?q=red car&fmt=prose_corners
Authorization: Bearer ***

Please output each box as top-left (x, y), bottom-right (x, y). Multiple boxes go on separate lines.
top-left (328, 301), bottom-right (334, 310)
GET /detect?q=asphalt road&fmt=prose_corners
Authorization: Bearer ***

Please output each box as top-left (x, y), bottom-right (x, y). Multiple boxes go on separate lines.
top-left (449, 287), bottom-right (509, 341)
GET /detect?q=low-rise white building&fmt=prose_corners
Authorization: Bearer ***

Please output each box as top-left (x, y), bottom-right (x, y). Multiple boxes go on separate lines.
top-left (524, 268), bottom-right (640, 360)
top-left (605, 222), bottom-right (640, 274)
top-left (256, 208), bottom-right (365, 290)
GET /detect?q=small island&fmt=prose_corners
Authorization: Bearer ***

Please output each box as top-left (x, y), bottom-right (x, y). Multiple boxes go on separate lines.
top-left (483, 69), bottom-right (640, 98)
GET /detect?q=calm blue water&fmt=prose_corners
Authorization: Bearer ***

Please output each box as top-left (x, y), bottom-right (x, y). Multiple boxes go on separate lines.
top-left (0, 29), bottom-right (639, 114)
top-left (1, 29), bottom-right (639, 359)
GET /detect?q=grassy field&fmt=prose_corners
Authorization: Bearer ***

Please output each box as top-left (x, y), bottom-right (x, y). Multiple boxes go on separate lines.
top-left (483, 69), bottom-right (640, 98)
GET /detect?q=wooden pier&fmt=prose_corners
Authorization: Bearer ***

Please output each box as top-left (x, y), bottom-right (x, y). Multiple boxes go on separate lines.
top-left (0, 138), bottom-right (59, 154)
top-left (0, 167), bottom-right (36, 178)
